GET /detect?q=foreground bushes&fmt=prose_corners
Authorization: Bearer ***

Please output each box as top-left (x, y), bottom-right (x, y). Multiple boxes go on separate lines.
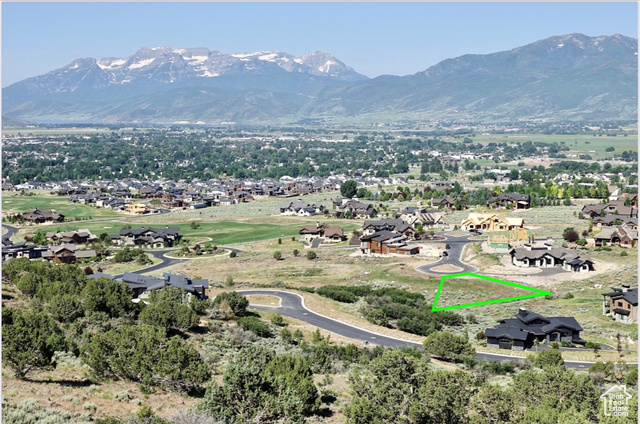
top-left (199, 346), bottom-right (320, 423)
top-left (2, 307), bottom-right (68, 378)
top-left (82, 325), bottom-right (210, 393)
top-left (315, 284), bottom-right (464, 337)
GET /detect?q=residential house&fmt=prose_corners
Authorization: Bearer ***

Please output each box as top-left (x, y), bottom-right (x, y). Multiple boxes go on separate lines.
top-left (485, 308), bottom-right (586, 350)
top-left (461, 213), bottom-right (524, 231)
top-left (602, 285), bottom-right (638, 324)
top-left (431, 196), bottom-right (458, 210)
top-left (120, 272), bottom-right (209, 300)
top-left (280, 200), bottom-right (325, 216)
top-left (125, 203), bottom-right (149, 215)
top-left (137, 185), bottom-right (163, 198)
top-left (594, 225), bottom-right (638, 248)
top-left (41, 244), bottom-right (96, 264)
top-left (112, 227), bottom-right (181, 248)
top-left (359, 231), bottom-right (419, 255)
top-left (396, 208), bottom-right (448, 230)
top-left (2, 242), bottom-right (47, 261)
top-left (362, 219), bottom-right (419, 240)
top-left (334, 199), bottom-right (378, 218)
top-left (487, 193), bottom-right (531, 209)
top-left (592, 215), bottom-right (638, 229)
top-left (46, 229), bottom-right (98, 245)
top-left (581, 200), bottom-right (638, 219)
top-left (509, 244), bottom-right (594, 272)
top-left (299, 223), bottom-right (346, 244)
top-left (14, 209), bottom-right (65, 224)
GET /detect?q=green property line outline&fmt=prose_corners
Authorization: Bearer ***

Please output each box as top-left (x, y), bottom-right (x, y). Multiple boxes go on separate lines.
top-left (431, 272), bottom-right (552, 312)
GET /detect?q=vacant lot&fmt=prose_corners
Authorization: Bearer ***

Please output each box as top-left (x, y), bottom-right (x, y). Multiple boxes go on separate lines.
top-left (470, 133), bottom-right (638, 157)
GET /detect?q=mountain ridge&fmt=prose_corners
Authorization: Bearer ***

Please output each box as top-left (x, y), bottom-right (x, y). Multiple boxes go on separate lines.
top-left (3, 33), bottom-right (637, 124)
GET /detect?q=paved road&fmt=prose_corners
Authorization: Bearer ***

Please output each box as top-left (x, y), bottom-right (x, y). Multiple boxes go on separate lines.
top-left (114, 246), bottom-right (245, 278)
top-left (2, 224), bottom-right (20, 242)
top-left (113, 249), bottom-right (189, 278)
top-left (416, 232), bottom-right (479, 275)
top-left (239, 289), bottom-right (619, 369)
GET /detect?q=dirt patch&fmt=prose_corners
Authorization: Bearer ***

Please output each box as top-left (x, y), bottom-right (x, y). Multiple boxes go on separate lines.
top-left (246, 294), bottom-right (282, 307)
top-left (429, 357), bottom-right (464, 372)
top-left (2, 367), bottom-right (198, 421)
top-left (256, 309), bottom-right (368, 348)
top-left (429, 264), bottom-right (463, 273)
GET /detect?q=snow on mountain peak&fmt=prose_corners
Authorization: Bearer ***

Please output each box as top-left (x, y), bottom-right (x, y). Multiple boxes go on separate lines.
top-left (81, 47), bottom-right (364, 83)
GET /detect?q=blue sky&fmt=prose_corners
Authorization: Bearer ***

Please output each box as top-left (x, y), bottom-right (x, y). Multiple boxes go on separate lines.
top-left (2, 2), bottom-right (638, 87)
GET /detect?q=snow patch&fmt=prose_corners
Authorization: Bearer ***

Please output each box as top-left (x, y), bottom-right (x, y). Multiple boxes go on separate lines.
top-left (232, 52), bottom-right (266, 58)
top-left (557, 43), bottom-right (564, 48)
top-left (293, 58), bottom-right (304, 64)
top-left (98, 59), bottom-right (126, 69)
top-left (258, 53), bottom-right (279, 61)
top-left (69, 62), bottom-right (80, 70)
top-left (186, 55), bottom-right (209, 63)
top-left (202, 70), bottom-right (220, 77)
top-left (128, 58), bottom-right (156, 69)
top-left (318, 60), bottom-right (337, 73)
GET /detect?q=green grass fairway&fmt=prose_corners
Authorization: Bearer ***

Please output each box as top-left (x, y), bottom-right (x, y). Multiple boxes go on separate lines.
top-left (21, 219), bottom-right (361, 246)
top-left (2, 193), bottom-right (121, 219)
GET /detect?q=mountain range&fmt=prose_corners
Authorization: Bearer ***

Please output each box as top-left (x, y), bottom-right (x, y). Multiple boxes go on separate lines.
top-left (3, 33), bottom-right (637, 124)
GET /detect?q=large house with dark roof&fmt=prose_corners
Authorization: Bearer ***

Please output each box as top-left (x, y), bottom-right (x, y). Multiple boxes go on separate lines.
top-left (431, 196), bottom-right (459, 210)
top-left (362, 219), bottom-right (418, 239)
top-left (594, 225), bottom-right (638, 248)
top-left (111, 227), bottom-right (181, 248)
top-left (115, 272), bottom-right (209, 300)
top-left (509, 244), bottom-right (594, 273)
top-left (581, 200), bottom-right (638, 219)
top-left (41, 244), bottom-right (97, 264)
top-left (46, 229), bottom-right (98, 245)
top-left (11, 208), bottom-right (65, 224)
top-left (299, 223), bottom-right (345, 244)
top-left (2, 242), bottom-right (48, 262)
top-left (487, 193), bottom-right (531, 209)
top-left (359, 231), bottom-right (419, 256)
top-left (334, 198), bottom-right (378, 218)
top-left (485, 308), bottom-right (586, 350)
top-left (602, 285), bottom-right (638, 324)
top-left (592, 215), bottom-right (638, 230)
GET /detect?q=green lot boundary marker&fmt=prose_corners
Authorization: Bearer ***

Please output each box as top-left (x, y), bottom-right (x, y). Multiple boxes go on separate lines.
top-left (431, 272), bottom-right (552, 312)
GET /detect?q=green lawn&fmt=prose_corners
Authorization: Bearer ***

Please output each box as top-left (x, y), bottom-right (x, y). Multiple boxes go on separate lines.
top-left (2, 193), bottom-right (121, 219)
top-left (468, 133), bottom-right (638, 158)
top-left (20, 219), bottom-right (361, 247)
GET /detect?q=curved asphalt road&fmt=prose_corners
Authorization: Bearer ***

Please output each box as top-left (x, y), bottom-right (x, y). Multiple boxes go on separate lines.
top-left (113, 246), bottom-right (245, 278)
top-left (416, 232), bottom-right (479, 275)
top-left (2, 224), bottom-right (20, 241)
top-left (240, 289), bottom-right (626, 369)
